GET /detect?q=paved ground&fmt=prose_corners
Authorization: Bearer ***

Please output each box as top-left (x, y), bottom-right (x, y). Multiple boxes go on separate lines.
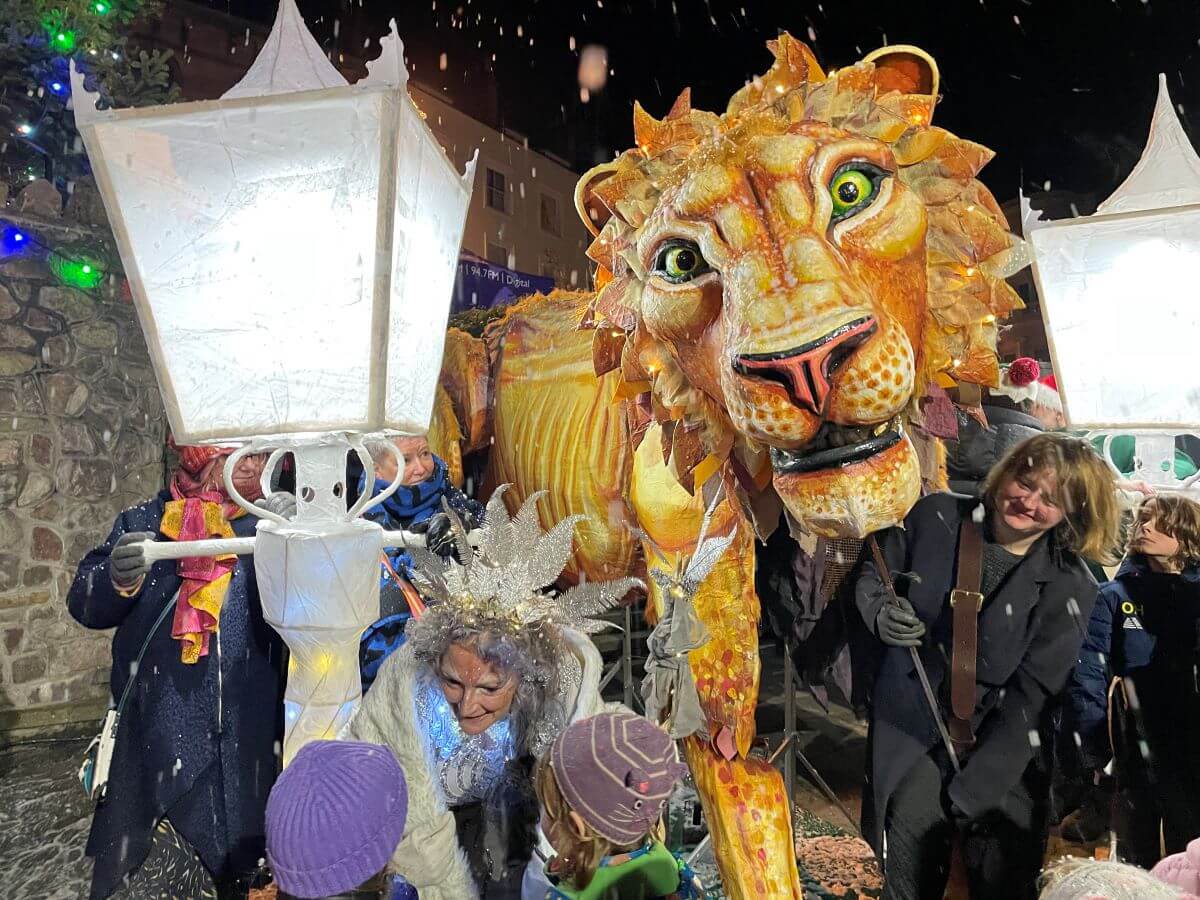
top-left (0, 736), bottom-right (95, 899)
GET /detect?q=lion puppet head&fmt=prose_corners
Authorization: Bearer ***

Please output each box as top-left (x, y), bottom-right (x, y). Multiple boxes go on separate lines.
top-left (579, 35), bottom-right (1026, 538)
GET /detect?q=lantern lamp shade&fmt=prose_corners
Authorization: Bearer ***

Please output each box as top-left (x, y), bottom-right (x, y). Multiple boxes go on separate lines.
top-left (1027, 74), bottom-right (1200, 429)
top-left (70, 4), bottom-right (476, 443)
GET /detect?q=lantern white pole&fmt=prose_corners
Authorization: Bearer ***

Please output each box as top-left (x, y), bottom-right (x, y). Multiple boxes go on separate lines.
top-left (135, 527), bottom-right (462, 562)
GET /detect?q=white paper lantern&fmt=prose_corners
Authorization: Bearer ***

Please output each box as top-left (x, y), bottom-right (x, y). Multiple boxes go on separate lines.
top-left (69, 1), bottom-right (478, 763)
top-left (70, 0), bottom-right (476, 444)
top-left (1026, 75), bottom-right (1200, 429)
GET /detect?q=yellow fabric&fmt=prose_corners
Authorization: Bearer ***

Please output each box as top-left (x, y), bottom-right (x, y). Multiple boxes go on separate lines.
top-left (176, 571), bottom-right (233, 663)
top-left (159, 499), bottom-right (238, 664)
top-left (159, 499), bottom-right (239, 541)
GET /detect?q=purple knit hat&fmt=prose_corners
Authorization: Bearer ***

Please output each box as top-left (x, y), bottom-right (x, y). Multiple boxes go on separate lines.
top-left (549, 710), bottom-right (688, 846)
top-left (266, 740), bottom-right (408, 899)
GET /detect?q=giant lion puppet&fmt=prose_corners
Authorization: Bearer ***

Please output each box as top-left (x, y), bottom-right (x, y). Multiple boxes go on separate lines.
top-left (432, 35), bottom-right (1026, 899)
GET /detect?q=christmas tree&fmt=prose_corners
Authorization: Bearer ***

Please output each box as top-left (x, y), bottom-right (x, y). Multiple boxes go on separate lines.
top-left (0, 0), bottom-right (179, 202)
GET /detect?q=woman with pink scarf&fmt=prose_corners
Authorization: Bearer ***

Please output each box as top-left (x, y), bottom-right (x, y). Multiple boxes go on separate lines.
top-left (68, 442), bottom-right (289, 899)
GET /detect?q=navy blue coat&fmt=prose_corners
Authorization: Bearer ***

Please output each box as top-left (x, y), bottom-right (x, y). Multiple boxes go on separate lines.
top-left (855, 492), bottom-right (1099, 851)
top-left (67, 491), bottom-right (286, 899)
top-left (1067, 555), bottom-right (1200, 769)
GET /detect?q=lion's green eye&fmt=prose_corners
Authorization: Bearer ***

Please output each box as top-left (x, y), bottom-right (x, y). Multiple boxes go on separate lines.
top-left (828, 164), bottom-right (887, 223)
top-left (653, 240), bottom-right (709, 283)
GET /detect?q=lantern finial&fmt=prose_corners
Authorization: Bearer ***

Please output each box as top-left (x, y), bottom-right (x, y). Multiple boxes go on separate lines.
top-left (360, 19), bottom-right (407, 89)
top-left (222, 0), bottom-right (347, 100)
top-left (1096, 73), bottom-right (1200, 216)
top-left (68, 60), bottom-right (103, 127)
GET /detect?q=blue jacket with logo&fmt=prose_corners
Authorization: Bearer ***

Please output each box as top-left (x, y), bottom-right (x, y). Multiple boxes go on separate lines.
top-left (1067, 555), bottom-right (1200, 768)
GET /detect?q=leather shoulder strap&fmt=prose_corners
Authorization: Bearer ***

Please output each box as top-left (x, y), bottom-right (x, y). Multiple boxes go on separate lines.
top-left (948, 517), bottom-right (984, 750)
top-left (956, 514), bottom-right (983, 594)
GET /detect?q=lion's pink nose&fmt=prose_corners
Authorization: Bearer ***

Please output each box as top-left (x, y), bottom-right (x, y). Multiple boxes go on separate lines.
top-left (734, 316), bottom-right (877, 415)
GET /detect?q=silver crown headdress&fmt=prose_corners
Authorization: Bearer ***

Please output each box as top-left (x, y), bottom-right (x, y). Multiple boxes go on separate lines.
top-left (405, 485), bottom-right (644, 634)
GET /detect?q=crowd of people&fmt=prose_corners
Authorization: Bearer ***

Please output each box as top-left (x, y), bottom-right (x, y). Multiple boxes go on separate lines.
top-left (65, 401), bottom-right (1200, 898)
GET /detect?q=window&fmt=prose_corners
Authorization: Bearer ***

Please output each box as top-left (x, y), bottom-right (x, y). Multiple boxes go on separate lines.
top-left (486, 242), bottom-right (509, 268)
top-left (539, 193), bottom-right (561, 236)
top-left (486, 168), bottom-right (507, 213)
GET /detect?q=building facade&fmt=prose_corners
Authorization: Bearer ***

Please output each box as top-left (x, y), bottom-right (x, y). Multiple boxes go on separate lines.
top-left (132, 1), bottom-right (593, 291)
top-left (411, 88), bottom-right (592, 289)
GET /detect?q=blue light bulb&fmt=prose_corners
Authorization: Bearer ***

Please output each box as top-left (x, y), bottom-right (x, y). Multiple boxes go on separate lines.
top-left (1, 225), bottom-right (32, 255)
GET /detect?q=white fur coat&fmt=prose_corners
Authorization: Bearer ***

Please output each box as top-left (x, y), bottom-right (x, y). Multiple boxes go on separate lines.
top-left (346, 628), bottom-right (606, 900)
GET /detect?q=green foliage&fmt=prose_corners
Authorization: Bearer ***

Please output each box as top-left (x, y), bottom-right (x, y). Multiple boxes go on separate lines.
top-left (449, 303), bottom-right (511, 337)
top-left (0, 0), bottom-right (179, 200)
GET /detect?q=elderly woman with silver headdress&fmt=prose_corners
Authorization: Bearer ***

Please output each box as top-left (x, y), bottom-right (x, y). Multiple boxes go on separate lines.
top-left (344, 487), bottom-right (641, 900)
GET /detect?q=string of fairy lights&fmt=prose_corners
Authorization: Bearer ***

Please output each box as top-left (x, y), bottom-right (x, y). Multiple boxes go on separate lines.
top-left (9, 0), bottom-right (125, 143)
top-left (1, 1), bottom-right (138, 293)
top-left (0, 220), bottom-right (112, 292)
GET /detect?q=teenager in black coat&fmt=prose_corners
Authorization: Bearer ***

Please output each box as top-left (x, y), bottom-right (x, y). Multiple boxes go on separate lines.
top-left (855, 434), bottom-right (1121, 900)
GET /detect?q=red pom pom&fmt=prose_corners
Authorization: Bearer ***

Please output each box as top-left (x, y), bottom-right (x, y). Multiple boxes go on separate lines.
top-left (1007, 357), bottom-right (1040, 387)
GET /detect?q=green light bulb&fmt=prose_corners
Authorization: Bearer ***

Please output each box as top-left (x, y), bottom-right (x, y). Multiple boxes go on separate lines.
top-left (49, 253), bottom-right (104, 290)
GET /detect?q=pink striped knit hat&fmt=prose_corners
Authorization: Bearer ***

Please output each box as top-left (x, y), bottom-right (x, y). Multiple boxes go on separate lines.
top-left (549, 710), bottom-right (688, 846)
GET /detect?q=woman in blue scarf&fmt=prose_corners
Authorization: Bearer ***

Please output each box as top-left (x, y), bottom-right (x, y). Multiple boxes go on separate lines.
top-left (359, 436), bottom-right (485, 691)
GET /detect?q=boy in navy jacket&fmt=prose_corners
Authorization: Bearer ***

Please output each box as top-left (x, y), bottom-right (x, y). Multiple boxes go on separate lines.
top-left (1068, 495), bottom-right (1200, 865)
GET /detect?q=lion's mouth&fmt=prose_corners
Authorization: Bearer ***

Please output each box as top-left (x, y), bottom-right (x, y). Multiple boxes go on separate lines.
top-left (769, 416), bottom-right (903, 474)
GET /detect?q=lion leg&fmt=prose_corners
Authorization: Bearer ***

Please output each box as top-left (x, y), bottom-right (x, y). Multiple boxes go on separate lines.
top-left (684, 737), bottom-right (804, 899)
top-left (630, 428), bottom-right (802, 898)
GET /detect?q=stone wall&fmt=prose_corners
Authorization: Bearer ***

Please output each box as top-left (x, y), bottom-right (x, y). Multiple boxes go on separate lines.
top-left (0, 190), bottom-right (167, 721)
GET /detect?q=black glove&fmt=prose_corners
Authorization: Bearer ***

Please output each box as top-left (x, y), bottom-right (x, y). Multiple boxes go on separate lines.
top-left (424, 513), bottom-right (458, 558)
top-left (110, 531), bottom-right (156, 587)
top-left (875, 595), bottom-right (926, 647)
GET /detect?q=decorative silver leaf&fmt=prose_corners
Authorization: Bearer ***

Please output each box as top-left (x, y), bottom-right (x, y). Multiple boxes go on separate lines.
top-left (683, 531), bottom-right (736, 588)
top-left (693, 484), bottom-right (725, 550)
top-left (525, 514), bottom-right (585, 589)
top-left (556, 577), bottom-right (643, 624)
top-left (407, 544), bottom-right (451, 603)
top-left (510, 490), bottom-right (547, 559)
top-left (483, 483), bottom-right (512, 527)
top-left (477, 484), bottom-right (514, 561)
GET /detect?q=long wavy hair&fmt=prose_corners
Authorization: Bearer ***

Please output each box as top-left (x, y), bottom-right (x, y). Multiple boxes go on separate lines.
top-left (981, 432), bottom-right (1122, 564)
top-left (404, 605), bottom-right (567, 757)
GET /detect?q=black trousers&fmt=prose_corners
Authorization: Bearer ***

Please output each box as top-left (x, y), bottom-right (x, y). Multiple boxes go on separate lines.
top-left (882, 751), bottom-right (1048, 900)
top-left (1116, 740), bottom-right (1200, 867)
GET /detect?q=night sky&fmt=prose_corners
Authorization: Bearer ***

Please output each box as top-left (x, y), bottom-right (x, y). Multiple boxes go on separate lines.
top-left (205, 0), bottom-right (1200, 208)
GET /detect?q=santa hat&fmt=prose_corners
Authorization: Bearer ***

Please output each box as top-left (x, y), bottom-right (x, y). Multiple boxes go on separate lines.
top-left (992, 357), bottom-right (1062, 412)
